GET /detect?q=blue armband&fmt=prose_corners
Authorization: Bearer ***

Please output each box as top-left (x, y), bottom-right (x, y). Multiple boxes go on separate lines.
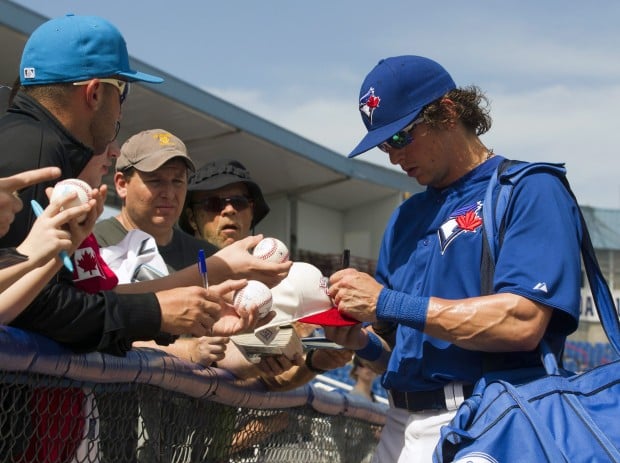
top-left (377, 288), bottom-right (429, 331)
top-left (355, 332), bottom-right (383, 361)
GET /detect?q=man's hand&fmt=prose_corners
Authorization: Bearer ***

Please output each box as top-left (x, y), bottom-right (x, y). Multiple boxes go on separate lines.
top-left (157, 286), bottom-right (223, 337)
top-left (258, 353), bottom-right (304, 377)
top-left (207, 235), bottom-right (292, 288)
top-left (16, 189), bottom-right (93, 266)
top-left (185, 336), bottom-right (229, 367)
top-left (310, 348), bottom-right (353, 371)
top-left (328, 268), bottom-right (383, 323)
top-left (323, 323), bottom-right (370, 351)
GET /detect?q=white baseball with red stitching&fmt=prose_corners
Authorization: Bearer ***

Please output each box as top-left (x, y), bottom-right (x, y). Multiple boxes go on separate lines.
top-left (233, 280), bottom-right (273, 318)
top-left (252, 237), bottom-right (290, 263)
top-left (50, 178), bottom-right (92, 222)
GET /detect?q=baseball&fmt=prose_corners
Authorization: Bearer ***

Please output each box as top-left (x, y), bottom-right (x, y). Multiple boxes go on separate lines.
top-left (50, 179), bottom-right (92, 222)
top-left (252, 237), bottom-right (290, 263)
top-left (233, 280), bottom-right (273, 319)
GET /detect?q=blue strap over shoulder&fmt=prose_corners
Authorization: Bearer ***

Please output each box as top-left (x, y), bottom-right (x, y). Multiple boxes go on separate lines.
top-left (481, 160), bottom-right (620, 356)
top-left (482, 161), bottom-right (566, 264)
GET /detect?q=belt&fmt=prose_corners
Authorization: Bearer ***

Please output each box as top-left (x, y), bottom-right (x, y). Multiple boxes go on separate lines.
top-left (390, 383), bottom-right (474, 412)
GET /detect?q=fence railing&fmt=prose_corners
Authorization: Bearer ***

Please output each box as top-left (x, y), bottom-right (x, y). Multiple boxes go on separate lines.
top-left (0, 325), bottom-right (386, 463)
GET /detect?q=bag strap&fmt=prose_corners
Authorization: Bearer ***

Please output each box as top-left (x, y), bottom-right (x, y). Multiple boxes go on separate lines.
top-left (481, 160), bottom-right (620, 356)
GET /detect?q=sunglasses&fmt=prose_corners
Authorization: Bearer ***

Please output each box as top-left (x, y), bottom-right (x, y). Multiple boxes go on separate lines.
top-left (378, 116), bottom-right (425, 153)
top-left (193, 195), bottom-right (253, 213)
top-left (73, 78), bottom-right (130, 104)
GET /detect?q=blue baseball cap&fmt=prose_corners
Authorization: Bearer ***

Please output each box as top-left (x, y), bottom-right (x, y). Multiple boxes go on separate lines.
top-left (348, 55), bottom-right (456, 158)
top-left (20, 14), bottom-right (164, 85)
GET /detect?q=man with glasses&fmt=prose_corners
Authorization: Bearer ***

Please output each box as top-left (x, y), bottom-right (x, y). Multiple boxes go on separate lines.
top-left (179, 159), bottom-right (352, 380)
top-left (323, 55), bottom-right (582, 462)
top-left (179, 159), bottom-right (270, 250)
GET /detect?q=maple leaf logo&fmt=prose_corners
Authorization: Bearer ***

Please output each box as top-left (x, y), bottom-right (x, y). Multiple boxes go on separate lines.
top-left (456, 210), bottom-right (482, 232)
top-left (77, 250), bottom-right (99, 274)
top-left (366, 95), bottom-right (380, 109)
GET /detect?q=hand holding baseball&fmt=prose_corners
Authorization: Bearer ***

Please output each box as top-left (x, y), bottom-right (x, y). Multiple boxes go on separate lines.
top-left (212, 279), bottom-right (277, 335)
top-left (157, 279), bottom-right (274, 338)
top-left (50, 178), bottom-right (93, 223)
top-left (16, 186), bottom-right (95, 266)
top-left (233, 280), bottom-right (273, 319)
top-left (209, 235), bottom-right (292, 288)
top-left (252, 237), bottom-right (290, 263)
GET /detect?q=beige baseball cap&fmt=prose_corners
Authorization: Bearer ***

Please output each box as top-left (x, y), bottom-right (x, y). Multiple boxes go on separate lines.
top-left (116, 129), bottom-right (195, 173)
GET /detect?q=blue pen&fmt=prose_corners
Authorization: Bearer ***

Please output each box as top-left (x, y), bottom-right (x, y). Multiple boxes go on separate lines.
top-left (198, 249), bottom-right (208, 290)
top-left (30, 199), bottom-right (74, 273)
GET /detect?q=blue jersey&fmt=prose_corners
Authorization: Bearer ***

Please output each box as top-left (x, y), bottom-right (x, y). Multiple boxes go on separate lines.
top-left (375, 155), bottom-right (582, 392)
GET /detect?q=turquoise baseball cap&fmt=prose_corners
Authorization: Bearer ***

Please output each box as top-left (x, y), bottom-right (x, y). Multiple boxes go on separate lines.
top-left (349, 55), bottom-right (456, 158)
top-left (20, 14), bottom-right (163, 85)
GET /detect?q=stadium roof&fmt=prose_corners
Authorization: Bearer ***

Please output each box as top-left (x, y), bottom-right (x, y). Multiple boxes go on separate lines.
top-left (0, 0), bottom-right (422, 212)
top-left (581, 207), bottom-right (620, 251)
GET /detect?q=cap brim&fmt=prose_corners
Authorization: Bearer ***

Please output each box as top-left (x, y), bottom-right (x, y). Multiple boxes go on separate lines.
top-left (297, 307), bottom-right (360, 326)
top-left (117, 70), bottom-right (164, 84)
top-left (347, 109), bottom-right (423, 158)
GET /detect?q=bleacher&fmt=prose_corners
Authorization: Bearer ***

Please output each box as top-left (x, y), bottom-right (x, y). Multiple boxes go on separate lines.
top-left (563, 341), bottom-right (618, 373)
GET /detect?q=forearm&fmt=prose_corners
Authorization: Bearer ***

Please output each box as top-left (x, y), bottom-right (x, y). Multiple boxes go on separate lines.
top-left (0, 258), bottom-right (62, 324)
top-left (0, 257), bottom-right (46, 294)
top-left (11, 275), bottom-right (163, 355)
top-left (116, 263), bottom-right (202, 293)
top-left (260, 363), bottom-right (315, 392)
top-left (379, 289), bottom-right (552, 352)
top-left (217, 342), bottom-right (262, 379)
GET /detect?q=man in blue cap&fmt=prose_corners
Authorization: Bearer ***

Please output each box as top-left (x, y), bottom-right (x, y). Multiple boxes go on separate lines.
top-left (324, 55), bottom-right (583, 462)
top-left (0, 14), bottom-right (288, 357)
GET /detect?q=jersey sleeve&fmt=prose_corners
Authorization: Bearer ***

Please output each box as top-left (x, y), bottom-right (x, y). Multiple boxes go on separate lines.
top-left (493, 171), bottom-right (582, 333)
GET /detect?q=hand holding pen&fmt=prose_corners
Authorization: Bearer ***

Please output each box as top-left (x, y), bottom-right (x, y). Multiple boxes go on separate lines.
top-left (198, 249), bottom-right (208, 290)
top-left (30, 199), bottom-right (74, 272)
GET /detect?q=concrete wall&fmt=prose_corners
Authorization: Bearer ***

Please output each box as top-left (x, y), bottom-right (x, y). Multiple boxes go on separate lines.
top-left (344, 194), bottom-right (403, 259)
top-left (257, 193), bottom-right (403, 260)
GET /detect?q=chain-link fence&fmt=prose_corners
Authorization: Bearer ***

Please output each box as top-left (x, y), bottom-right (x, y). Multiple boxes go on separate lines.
top-left (0, 326), bottom-right (386, 463)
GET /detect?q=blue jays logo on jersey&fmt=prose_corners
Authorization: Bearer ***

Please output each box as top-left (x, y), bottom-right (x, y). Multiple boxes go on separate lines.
top-left (359, 87), bottom-right (380, 125)
top-left (438, 201), bottom-right (483, 254)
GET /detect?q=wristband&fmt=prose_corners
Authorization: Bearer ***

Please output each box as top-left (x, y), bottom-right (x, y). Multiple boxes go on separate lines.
top-left (304, 349), bottom-right (327, 374)
top-left (377, 289), bottom-right (429, 331)
top-left (355, 332), bottom-right (383, 361)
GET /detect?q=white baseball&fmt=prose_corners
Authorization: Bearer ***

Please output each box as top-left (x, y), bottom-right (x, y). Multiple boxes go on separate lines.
top-left (253, 237), bottom-right (289, 263)
top-left (233, 280), bottom-right (273, 319)
top-left (50, 179), bottom-right (92, 222)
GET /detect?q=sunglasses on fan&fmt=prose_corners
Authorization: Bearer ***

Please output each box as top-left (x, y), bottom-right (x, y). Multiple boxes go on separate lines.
top-left (192, 195), bottom-right (253, 213)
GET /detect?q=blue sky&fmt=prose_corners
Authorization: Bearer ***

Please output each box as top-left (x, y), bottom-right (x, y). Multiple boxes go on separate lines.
top-left (11, 0), bottom-right (620, 208)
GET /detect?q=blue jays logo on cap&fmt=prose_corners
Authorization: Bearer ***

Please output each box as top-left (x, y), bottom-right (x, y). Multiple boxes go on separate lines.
top-left (359, 87), bottom-right (381, 125)
top-left (438, 202), bottom-right (483, 254)
top-left (348, 55), bottom-right (456, 158)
